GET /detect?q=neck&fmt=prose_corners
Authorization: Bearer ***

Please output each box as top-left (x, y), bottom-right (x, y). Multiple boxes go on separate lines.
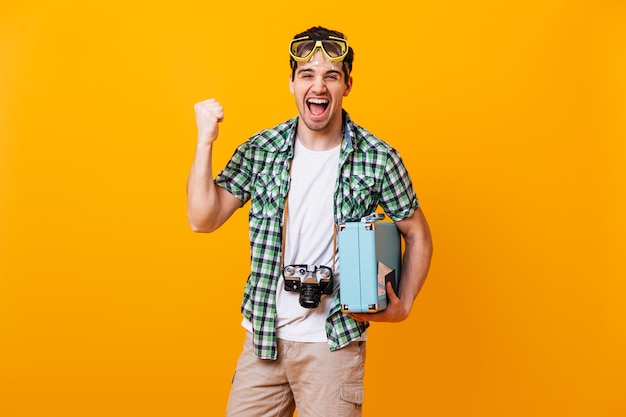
top-left (296, 122), bottom-right (344, 151)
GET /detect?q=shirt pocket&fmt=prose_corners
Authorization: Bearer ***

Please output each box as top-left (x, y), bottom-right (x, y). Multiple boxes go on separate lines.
top-left (249, 172), bottom-right (283, 219)
top-left (342, 174), bottom-right (379, 220)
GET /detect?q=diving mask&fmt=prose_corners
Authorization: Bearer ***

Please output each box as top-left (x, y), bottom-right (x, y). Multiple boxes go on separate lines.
top-left (289, 35), bottom-right (349, 62)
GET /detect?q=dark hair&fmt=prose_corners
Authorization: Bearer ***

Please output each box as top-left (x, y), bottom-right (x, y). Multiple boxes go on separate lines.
top-left (290, 26), bottom-right (354, 83)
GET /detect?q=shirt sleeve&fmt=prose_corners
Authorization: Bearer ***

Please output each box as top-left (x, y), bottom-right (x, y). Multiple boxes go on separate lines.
top-left (380, 148), bottom-right (419, 221)
top-left (214, 141), bottom-right (253, 204)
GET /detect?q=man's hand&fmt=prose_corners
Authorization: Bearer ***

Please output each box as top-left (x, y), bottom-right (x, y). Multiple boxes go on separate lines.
top-left (346, 281), bottom-right (411, 323)
top-left (194, 98), bottom-right (224, 145)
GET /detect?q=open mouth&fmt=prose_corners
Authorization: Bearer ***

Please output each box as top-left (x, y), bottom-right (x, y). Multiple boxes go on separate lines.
top-left (307, 98), bottom-right (329, 116)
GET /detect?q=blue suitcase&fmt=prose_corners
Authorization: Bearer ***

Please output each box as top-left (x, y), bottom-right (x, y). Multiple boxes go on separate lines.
top-left (338, 214), bottom-right (403, 313)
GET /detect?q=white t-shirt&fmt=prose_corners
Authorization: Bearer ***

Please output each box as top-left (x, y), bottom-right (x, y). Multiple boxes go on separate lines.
top-left (243, 137), bottom-right (340, 342)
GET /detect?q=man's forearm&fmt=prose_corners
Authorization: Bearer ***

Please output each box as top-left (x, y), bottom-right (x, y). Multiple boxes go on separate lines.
top-left (187, 142), bottom-right (220, 232)
top-left (398, 233), bottom-right (432, 312)
top-left (397, 209), bottom-right (433, 313)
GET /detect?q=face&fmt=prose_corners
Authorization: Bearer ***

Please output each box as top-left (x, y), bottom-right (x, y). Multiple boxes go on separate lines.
top-left (289, 51), bottom-right (353, 134)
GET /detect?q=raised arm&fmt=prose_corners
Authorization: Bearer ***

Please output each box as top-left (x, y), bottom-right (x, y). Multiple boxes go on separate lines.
top-left (187, 99), bottom-right (242, 233)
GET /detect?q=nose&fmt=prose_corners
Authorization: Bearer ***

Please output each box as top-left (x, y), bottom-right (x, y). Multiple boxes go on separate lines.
top-left (311, 76), bottom-right (327, 93)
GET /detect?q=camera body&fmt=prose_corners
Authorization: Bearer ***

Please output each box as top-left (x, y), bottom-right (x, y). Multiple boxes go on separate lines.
top-left (283, 264), bottom-right (334, 309)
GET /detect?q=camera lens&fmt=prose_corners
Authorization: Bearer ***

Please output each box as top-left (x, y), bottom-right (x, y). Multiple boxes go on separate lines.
top-left (299, 286), bottom-right (321, 309)
top-left (317, 267), bottom-right (331, 278)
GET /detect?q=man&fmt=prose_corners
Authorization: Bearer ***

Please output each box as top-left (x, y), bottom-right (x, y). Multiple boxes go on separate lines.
top-left (187, 26), bottom-right (432, 417)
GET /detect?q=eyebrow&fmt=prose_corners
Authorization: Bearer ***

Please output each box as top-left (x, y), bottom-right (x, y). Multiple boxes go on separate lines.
top-left (296, 67), bottom-right (343, 77)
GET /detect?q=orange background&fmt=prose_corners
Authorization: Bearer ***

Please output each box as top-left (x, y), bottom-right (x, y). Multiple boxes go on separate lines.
top-left (1, 1), bottom-right (625, 416)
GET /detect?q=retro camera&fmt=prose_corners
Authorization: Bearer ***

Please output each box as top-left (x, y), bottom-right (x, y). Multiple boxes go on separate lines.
top-left (283, 264), bottom-right (334, 309)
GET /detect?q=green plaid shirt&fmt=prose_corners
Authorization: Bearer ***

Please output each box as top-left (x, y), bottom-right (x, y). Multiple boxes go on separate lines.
top-left (215, 111), bottom-right (418, 360)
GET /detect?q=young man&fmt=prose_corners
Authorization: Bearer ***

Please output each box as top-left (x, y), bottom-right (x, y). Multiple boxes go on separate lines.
top-left (187, 26), bottom-right (432, 417)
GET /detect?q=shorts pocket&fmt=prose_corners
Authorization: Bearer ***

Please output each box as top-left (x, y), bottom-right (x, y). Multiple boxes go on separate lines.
top-left (340, 383), bottom-right (364, 416)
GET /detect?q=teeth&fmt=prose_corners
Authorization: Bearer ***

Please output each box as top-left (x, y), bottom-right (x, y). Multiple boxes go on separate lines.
top-left (307, 98), bottom-right (329, 104)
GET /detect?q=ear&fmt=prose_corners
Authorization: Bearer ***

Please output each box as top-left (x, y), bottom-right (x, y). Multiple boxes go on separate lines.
top-left (343, 76), bottom-right (353, 97)
top-left (289, 74), bottom-right (294, 94)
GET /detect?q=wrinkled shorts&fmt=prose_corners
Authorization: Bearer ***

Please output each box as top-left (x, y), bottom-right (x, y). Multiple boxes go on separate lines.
top-left (226, 332), bottom-right (366, 417)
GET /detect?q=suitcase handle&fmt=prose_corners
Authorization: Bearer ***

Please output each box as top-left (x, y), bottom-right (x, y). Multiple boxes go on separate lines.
top-left (360, 212), bottom-right (385, 222)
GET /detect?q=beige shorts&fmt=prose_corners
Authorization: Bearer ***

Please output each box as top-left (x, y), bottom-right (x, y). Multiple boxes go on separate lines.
top-left (226, 332), bottom-right (366, 417)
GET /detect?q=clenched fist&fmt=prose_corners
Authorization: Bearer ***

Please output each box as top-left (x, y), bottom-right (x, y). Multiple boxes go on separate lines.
top-left (194, 98), bottom-right (224, 145)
